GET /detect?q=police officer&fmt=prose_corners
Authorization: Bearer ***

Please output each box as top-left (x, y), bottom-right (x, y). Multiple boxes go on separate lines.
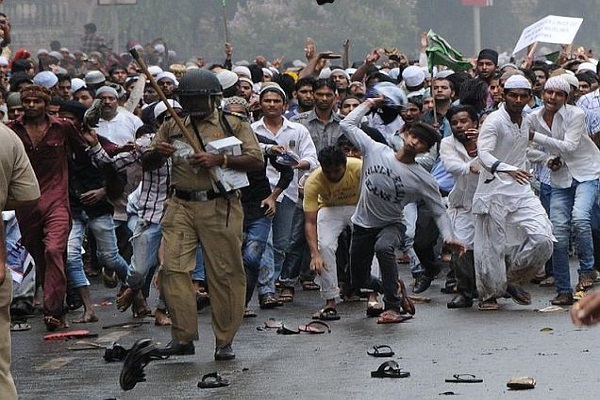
top-left (143, 69), bottom-right (263, 360)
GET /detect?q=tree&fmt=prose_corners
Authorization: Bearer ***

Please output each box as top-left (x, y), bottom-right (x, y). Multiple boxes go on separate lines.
top-left (229, 0), bottom-right (419, 64)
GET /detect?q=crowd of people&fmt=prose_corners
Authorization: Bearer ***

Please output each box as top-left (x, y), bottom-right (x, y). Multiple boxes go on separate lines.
top-left (3, 12), bottom-right (600, 396)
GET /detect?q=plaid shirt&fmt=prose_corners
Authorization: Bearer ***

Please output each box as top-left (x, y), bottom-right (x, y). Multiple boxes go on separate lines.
top-left (577, 88), bottom-right (600, 114)
top-left (81, 34), bottom-right (106, 54)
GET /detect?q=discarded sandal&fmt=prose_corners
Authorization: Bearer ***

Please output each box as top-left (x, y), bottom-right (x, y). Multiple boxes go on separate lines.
top-left (298, 321), bottom-right (331, 334)
top-left (198, 372), bottom-right (230, 389)
top-left (376, 310), bottom-right (413, 324)
top-left (276, 324), bottom-right (300, 335)
top-left (103, 342), bottom-right (130, 362)
top-left (264, 318), bottom-right (283, 329)
top-left (119, 339), bottom-right (167, 391)
top-left (367, 345), bottom-right (395, 358)
top-left (370, 360), bottom-right (410, 378)
top-left (44, 330), bottom-right (98, 340)
top-left (366, 302), bottom-right (384, 317)
top-left (445, 374), bottom-right (483, 383)
top-left (10, 321), bottom-right (31, 331)
top-left (507, 376), bottom-right (536, 390)
top-left (312, 307), bottom-right (340, 321)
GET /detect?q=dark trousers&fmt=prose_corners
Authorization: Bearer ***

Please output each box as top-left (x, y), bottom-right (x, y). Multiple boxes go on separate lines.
top-left (349, 223), bottom-right (404, 311)
top-left (453, 250), bottom-right (476, 298)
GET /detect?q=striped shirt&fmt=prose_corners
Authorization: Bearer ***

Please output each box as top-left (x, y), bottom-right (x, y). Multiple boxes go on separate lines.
top-left (577, 88), bottom-right (600, 114)
top-left (87, 137), bottom-right (171, 225)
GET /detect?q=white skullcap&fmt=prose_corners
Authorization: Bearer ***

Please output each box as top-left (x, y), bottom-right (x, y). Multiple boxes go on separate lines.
top-left (154, 99), bottom-right (182, 119)
top-left (156, 71), bottom-right (179, 87)
top-left (216, 69), bottom-right (238, 90)
top-left (262, 68), bottom-right (273, 78)
top-left (330, 68), bottom-right (350, 81)
top-left (577, 62), bottom-right (597, 73)
top-left (95, 85), bottom-right (119, 98)
top-left (147, 65), bottom-right (163, 76)
top-left (402, 65), bottom-right (425, 87)
top-left (71, 78), bottom-right (87, 93)
top-left (544, 76), bottom-right (571, 94)
top-left (33, 71), bottom-right (58, 89)
top-left (435, 69), bottom-right (454, 79)
top-left (504, 75), bottom-right (532, 90)
top-left (318, 67), bottom-right (332, 79)
top-left (560, 73), bottom-right (579, 89)
top-left (238, 77), bottom-right (254, 87)
top-left (232, 65), bottom-right (251, 79)
top-left (0, 56), bottom-right (8, 66)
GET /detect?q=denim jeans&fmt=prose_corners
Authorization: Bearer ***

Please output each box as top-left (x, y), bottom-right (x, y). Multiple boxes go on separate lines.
top-left (270, 196), bottom-right (297, 281)
top-left (67, 214), bottom-right (129, 288)
top-left (551, 179), bottom-right (599, 294)
top-left (349, 223), bottom-right (405, 311)
top-left (242, 216), bottom-right (272, 305)
top-left (257, 229), bottom-right (276, 296)
top-left (279, 205), bottom-right (312, 286)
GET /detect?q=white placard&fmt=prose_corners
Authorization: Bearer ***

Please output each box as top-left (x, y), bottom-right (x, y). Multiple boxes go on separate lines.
top-left (513, 15), bottom-right (583, 55)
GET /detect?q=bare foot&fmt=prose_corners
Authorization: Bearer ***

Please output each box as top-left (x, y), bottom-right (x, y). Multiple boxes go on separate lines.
top-left (132, 291), bottom-right (152, 318)
top-left (72, 311), bottom-right (99, 324)
top-left (116, 287), bottom-right (136, 312)
top-left (154, 308), bottom-right (172, 326)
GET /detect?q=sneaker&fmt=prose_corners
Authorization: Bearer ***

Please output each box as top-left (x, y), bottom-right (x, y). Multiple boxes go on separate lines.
top-left (412, 275), bottom-right (433, 294)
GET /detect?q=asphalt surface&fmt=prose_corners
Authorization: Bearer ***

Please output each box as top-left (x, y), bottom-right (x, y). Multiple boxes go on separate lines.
top-left (10, 263), bottom-right (600, 400)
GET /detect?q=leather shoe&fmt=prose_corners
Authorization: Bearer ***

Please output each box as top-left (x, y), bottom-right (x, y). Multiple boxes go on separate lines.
top-left (447, 294), bottom-right (473, 309)
top-left (214, 344), bottom-right (235, 361)
top-left (412, 275), bottom-right (433, 294)
top-left (551, 292), bottom-right (573, 306)
top-left (157, 339), bottom-right (195, 356)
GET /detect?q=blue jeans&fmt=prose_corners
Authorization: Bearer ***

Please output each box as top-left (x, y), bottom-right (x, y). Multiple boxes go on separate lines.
top-left (243, 216), bottom-right (272, 305)
top-left (279, 205), bottom-right (311, 286)
top-left (67, 214), bottom-right (129, 288)
top-left (258, 229), bottom-right (276, 295)
top-left (271, 196), bottom-right (297, 281)
top-left (551, 179), bottom-right (599, 293)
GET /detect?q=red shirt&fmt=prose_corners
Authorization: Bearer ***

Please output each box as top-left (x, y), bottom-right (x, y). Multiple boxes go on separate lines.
top-left (8, 115), bottom-right (87, 209)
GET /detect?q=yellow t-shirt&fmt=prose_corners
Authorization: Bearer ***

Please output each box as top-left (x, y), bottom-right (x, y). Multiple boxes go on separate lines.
top-left (303, 157), bottom-right (362, 212)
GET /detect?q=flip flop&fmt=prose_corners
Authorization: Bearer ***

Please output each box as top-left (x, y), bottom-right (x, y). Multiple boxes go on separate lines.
top-left (376, 310), bottom-right (413, 324)
top-left (367, 345), bottom-right (395, 357)
top-left (298, 321), bottom-right (331, 334)
top-left (103, 342), bottom-right (130, 362)
top-left (366, 302), bottom-right (384, 317)
top-left (198, 372), bottom-right (230, 389)
top-left (370, 360), bottom-right (410, 378)
top-left (119, 339), bottom-right (167, 391)
top-left (445, 374), bottom-right (483, 383)
top-left (44, 330), bottom-right (98, 340)
top-left (398, 279), bottom-right (416, 315)
top-left (276, 324), bottom-right (300, 335)
top-left (312, 307), bottom-right (341, 321)
top-left (10, 321), bottom-right (31, 331)
top-left (264, 318), bottom-right (283, 329)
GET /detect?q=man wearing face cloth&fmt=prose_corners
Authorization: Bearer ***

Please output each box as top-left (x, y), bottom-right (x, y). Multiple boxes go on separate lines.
top-left (142, 69), bottom-right (263, 361)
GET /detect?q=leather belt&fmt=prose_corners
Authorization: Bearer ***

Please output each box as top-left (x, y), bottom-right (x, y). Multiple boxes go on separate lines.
top-left (173, 188), bottom-right (224, 202)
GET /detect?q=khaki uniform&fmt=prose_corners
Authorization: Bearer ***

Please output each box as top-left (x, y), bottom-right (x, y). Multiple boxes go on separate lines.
top-left (151, 110), bottom-right (261, 347)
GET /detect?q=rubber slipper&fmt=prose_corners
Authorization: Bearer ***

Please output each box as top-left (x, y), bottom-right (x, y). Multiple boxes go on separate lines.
top-left (298, 321), bottom-right (331, 334)
top-left (366, 302), bottom-right (384, 317)
top-left (367, 345), bottom-right (395, 357)
top-left (276, 324), bottom-right (300, 335)
top-left (300, 280), bottom-right (320, 291)
top-left (377, 310), bottom-right (413, 324)
top-left (398, 279), bottom-right (416, 315)
top-left (312, 307), bottom-right (341, 321)
top-left (370, 360), bottom-right (410, 378)
top-left (445, 374), bottom-right (483, 383)
top-left (44, 330), bottom-right (98, 340)
top-left (198, 372), bottom-right (230, 389)
top-left (103, 342), bottom-right (130, 362)
top-left (507, 376), bottom-right (536, 390)
top-left (10, 321), bottom-right (31, 331)
top-left (119, 339), bottom-right (167, 391)
top-left (264, 318), bottom-right (283, 329)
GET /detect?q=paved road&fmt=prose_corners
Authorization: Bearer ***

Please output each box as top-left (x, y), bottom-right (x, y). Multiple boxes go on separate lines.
top-left (10, 266), bottom-right (600, 400)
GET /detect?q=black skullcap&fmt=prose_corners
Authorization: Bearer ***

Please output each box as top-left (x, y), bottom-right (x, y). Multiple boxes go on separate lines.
top-left (477, 49), bottom-right (498, 65)
top-left (57, 100), bottom-right (88, 122)
top-left (409, 122), bottom-right (440, 149)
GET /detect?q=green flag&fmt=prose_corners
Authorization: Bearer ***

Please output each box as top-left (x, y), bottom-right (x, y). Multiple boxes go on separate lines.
top-left (544, 51), bottom-right (560, 63)
top-left (426, 30), bottom-right (472, 72)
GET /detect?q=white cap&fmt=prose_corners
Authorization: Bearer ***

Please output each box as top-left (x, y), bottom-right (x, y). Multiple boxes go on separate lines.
top-left (560, 73), bottom-right (579, 89)
top-left (147, 65), bottom-right (163, 76)
top-left (577, 62), bottom-right (597, 73)
top-left (232, 65), bottom-right (251, 79)
top-left (71, 78), bottom-right (87, 93)
top-left (262, 67), bottom-right (273, 78)
top-left (402, 65), bottom-right (425, 87)
top-left (216, 69), bottom-right (239, 90)
top-left (504, 75), bottom-right (532, 90)
top-left (156, 71), bottom-right (179, 87)
top-left (318, 67), bottom-right (332, 79)
top-left (33, 71), bottom-right (58, 89)
top-left (0, 56), bottom-right (8, 66)
top-left (154, 99), bottom-right (182, 119)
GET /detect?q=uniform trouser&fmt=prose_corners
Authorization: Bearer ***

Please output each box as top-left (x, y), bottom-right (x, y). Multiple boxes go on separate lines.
top-left (474, 196), bottom-right (553, 300)
top-left (316, 206), bottom-right (355, 300)
top-left (349, 223), bottom-right (405, 311)
top-left (0, 277), bottom-right (18, 400)
top-left (17, 205), bottom-right (71, 318)
top-left (160, 196), bottom-right (245, 347)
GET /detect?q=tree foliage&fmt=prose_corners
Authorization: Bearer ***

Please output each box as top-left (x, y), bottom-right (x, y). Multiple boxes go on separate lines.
top-left (229, 0), bottom-right (418, 63)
